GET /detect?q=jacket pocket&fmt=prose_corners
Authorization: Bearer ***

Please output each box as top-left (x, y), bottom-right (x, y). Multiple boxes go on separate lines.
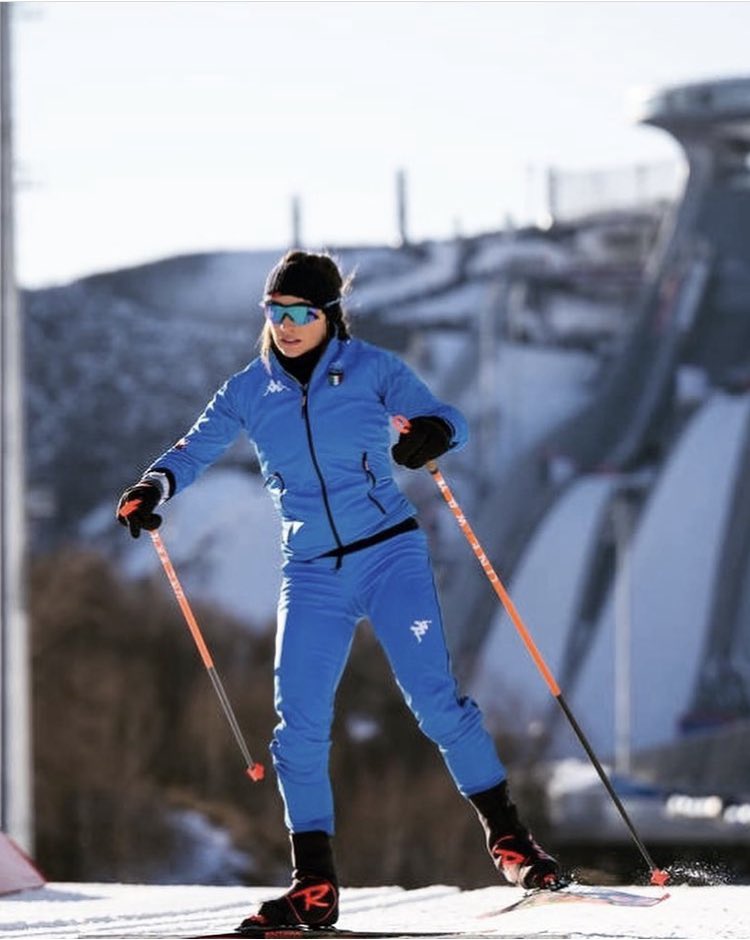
top-left (362, 452), bottom-right (386, 514)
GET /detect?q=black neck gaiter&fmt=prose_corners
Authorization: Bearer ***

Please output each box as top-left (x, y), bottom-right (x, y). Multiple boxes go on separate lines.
top-left (272, 340), bottom-right (328, 386)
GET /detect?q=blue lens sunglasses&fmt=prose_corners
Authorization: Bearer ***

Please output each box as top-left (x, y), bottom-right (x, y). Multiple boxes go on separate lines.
top-left (261, 297), bottom-right (340, 326)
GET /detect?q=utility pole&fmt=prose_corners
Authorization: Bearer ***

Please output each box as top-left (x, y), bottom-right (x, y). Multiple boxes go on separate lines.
top-left (0, 1), bottom-right (33, 853)
top-left (396, 168), bottom-right (408, 247)
top-left (613, 493), bottom-right (633, 776)
top-left (545, 166), bottom-right (558, 227)
top-left (290, 194), bottom-right (302, 248)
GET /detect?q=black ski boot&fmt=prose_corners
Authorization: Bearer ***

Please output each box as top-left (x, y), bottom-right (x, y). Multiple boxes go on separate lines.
top-left (470, 780), bottom-right (562, 890)
top-left (239, 830), bottom-right (339, 930)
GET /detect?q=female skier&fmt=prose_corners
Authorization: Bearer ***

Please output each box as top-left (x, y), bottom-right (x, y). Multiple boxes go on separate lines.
top-left (116, 250), bottom-right (560, 929)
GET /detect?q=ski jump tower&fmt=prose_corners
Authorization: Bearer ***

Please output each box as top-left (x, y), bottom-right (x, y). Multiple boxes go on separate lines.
top-left (464, 75), bottom-right (750, 795)
top-left (630, 76), bottom-right (750, 774)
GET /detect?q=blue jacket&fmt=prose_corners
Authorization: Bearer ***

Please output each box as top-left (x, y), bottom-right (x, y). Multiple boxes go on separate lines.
top-left (151, 338), bottom-right (468, 560)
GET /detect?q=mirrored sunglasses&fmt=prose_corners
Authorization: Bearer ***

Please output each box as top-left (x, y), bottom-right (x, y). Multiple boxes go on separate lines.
top-left (261, 302), bottom-right (323, 326)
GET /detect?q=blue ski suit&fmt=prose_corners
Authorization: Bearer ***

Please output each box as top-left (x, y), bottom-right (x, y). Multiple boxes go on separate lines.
top-left (151, 336), bottom-right (505, 833)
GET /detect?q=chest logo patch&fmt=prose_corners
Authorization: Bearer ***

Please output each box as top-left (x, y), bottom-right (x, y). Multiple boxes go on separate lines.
top-left (264, 378), bottom-right (290, 396)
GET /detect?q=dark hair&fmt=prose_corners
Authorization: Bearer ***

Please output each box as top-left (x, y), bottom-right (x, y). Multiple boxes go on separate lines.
top-left (260, 250), bottom-right (353, 357)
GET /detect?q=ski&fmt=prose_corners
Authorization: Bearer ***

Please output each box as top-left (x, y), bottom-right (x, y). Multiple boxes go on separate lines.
top-left (482, 883), bottom-right (670, 916)
top-left (100, 886), bottom-right (671, 938)
top-left (189, 929), bottom-right (470, 939)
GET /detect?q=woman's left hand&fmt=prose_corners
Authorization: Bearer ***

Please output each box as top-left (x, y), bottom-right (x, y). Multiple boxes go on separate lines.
top-left (391, 415), bottom-right (453, 469)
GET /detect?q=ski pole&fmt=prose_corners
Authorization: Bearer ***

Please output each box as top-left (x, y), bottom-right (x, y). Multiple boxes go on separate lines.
top-left (118, 499), bottom-right (265, 783)
top-left (392, 416), bottom-right (669, 887)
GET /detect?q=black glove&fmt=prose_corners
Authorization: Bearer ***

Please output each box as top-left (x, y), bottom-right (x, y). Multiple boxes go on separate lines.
top-left (391, 415), bottom-right (453, 470)
top-left (116, 481), bottom-right (162, 538)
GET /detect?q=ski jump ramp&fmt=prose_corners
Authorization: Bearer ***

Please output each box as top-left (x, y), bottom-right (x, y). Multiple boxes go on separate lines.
top-left (463, 77), bottom-right (750, 779)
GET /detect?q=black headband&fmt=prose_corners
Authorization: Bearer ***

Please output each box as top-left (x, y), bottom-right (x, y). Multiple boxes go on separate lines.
top-left (264, 260), bottom-right (341, 312)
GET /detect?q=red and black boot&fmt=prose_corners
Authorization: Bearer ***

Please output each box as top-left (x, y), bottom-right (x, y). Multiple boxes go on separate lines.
top-left (239, 830), bottom-right (339, 930)
top-left (470, 780), bottom-right (562, 890)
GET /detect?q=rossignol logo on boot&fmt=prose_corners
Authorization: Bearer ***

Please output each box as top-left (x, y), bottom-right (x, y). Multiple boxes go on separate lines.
top-left (410, 619), bottom-right (431, 643)
top-left (263, 378), bottom-right (290, 396)
top-left (290, 882), bottom-right (334, 911)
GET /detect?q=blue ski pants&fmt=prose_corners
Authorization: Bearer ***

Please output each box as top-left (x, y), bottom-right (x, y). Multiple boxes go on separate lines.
top-left (269, 527), bottom-right (506, 834)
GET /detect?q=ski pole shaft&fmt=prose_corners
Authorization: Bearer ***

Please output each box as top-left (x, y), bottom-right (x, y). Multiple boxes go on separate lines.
top-left (148, 529), bottom-right (264, 781)
top-left (117, 500), bottom-right (264, 782)
top-left (391, 416), bottom-right (668, 886)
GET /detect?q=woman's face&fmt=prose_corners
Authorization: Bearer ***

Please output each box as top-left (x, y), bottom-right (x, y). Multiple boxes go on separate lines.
top-left (268, 293), bottom-right (329, 357)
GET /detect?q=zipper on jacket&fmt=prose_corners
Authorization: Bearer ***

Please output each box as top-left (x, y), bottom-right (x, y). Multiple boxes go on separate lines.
top-left (301, 383), bottom-right (345, 554)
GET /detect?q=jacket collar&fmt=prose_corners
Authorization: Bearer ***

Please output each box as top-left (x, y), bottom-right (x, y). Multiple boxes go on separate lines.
top-left (270, 337), bottom-right (346, 385)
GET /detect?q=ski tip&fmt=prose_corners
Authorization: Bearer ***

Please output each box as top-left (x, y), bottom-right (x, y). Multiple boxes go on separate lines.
top-left (246, 762), bottom-right (265, 782)
top-left (541, 874), bottom-right (569, 891)
top-left (650, 868), bottom-right (670, 886)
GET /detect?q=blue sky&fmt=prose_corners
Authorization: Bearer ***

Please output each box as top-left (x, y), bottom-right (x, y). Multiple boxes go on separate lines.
top-left (13, 1), bottom-right (750, 286)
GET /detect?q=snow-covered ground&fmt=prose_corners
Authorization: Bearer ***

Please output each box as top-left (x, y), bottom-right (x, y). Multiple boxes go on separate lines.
top-left (1, 881), bottom-right (748, 939)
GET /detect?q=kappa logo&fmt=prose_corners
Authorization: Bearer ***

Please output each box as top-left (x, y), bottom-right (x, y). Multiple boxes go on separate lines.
top-left (410, 619), bottom-right (432, 643)
top-left (263, 378), bottom-right (290, 396)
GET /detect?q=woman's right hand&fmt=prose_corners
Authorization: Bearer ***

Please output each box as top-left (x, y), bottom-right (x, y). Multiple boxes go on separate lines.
top-left (116, 481), bottom-right (162, 538)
